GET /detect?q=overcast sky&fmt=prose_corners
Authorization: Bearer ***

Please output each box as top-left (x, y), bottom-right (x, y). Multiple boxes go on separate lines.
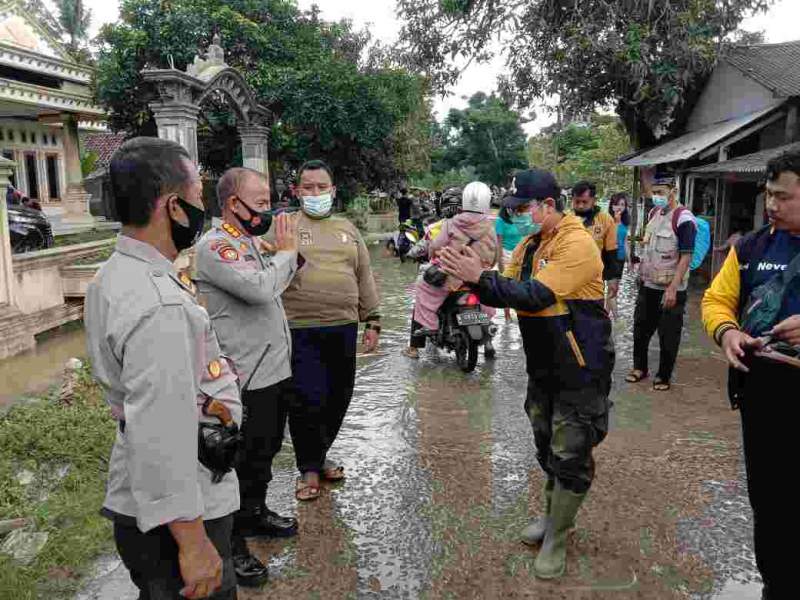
top-left (49, 0), bottom-right (800, 134)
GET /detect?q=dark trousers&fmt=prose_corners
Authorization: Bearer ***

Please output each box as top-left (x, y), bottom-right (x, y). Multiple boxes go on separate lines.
top-left (633, 284), bottom-right (687, 381)
top-left (409, 318), bottom-right (426, 348)
top-left (289, 324), bottom-right (358, 474)
top-left (235, 380), bottom-right (291, 511)
top-left (524, 377), bottom-right (610, 494)
top-left (519, 318), bottom-right (611, 494)
top-left (739, 357), bottom-right (798, 599)
top-left (114, 515), bottom-right (237, 600)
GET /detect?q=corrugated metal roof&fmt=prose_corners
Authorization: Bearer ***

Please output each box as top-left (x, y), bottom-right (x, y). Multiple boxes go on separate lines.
top-left (620, 104), bottom-right (782, 167)
top-left (688, 142), bottom-right (800, 175)
top-left (727, 40), bottom-right (800, 98)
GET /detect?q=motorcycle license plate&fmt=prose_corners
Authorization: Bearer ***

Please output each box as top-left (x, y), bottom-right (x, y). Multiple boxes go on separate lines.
top-left (456, 311), bottom-right (490, 326)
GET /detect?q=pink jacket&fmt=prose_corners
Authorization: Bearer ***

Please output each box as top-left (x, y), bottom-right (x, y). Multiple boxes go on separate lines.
top-left (430, 213), bottom-right (498, 290)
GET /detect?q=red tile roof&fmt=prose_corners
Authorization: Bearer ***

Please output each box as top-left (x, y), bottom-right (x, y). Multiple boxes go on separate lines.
top-left (83, 133), bottom-right (127, 169)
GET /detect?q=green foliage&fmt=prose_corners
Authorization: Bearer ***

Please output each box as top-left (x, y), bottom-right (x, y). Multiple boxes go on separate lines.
top-left (0, 365), bottom-right (116, 598)
top-left (54, 0), bottom-right (92, 57)
top-left (79, 150), bottom-right (98, 178)
top-left (528, 114), bottom-right (634, 198)
top-left (344, 196), bottom-right (370, 232)
top-left (433, 93), bottom-right (527, 186)
top-left (409, 166), bottom-right (477, 192)
top-left (94, 0), bottom-right (431, 200)
top-left (397, 0), bottom-right (774, 148)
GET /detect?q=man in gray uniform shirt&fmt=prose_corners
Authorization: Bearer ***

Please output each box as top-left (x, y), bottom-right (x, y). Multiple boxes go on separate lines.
top-left (195, 168), bottom-right (300, 587)
top-left (85, 138), bottom-right (240, 599)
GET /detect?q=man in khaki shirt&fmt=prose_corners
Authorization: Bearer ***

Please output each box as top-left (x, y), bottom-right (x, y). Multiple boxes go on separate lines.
top-left (85, 138), bottom-right (239, 599)
top-left (281, 160), bottom-right (380, 502)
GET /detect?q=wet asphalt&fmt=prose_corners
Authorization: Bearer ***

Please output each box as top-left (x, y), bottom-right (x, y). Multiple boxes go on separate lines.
top-left (68, 246), bottom-right (759, 599)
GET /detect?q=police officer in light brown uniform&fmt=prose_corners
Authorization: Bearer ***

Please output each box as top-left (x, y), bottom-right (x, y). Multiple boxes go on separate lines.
top-left (85, 138), bottom-right (242, 599)
top-left (195, 168), bottom-right (300, 587)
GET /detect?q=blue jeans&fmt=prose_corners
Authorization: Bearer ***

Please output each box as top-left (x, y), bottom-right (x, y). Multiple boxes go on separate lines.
top-left (288, 324), bottom-right (358, 474)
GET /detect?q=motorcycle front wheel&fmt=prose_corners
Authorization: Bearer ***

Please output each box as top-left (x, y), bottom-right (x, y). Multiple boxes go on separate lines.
top-left (454, 332), bottom-right (479, 373)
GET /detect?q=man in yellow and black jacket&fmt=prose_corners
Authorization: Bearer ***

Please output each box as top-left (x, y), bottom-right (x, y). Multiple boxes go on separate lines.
top-left (440, 169), bottom-right (614, 581)
top-left (702, 149), bottom-right (800, 600)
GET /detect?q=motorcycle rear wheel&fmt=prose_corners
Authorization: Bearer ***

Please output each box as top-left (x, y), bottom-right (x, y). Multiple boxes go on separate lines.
top-left (454, 333), bottom-right (479, 373)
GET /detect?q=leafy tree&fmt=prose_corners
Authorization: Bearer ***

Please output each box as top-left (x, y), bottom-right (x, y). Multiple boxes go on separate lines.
top-left (435, 92), bottom-right (527, 186)
top-left (397, 0), bottom-right (774, 148)
top-left (94, 0), bottom-right (430, 201)
top-left (54, 0), bottom-right (92, 60)
top-left (528, 114), bottom-right (634, 198)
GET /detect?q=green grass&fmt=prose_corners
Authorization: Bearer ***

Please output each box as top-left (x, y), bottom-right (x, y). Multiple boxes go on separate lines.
top-left (0, 365), bottom-right (116, 599)
top-left (53, 229), bottom-right (117, 248)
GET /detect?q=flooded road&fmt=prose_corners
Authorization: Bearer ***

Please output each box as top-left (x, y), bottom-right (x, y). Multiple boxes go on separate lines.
top-left (66, 245), bottom-right (759, 599)
top-left (242, 248), bottom-right (758, 599)
top-left (0, 322), bottom-right (86, 408)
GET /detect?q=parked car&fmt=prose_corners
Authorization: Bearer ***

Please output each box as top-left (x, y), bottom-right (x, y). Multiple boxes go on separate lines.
top-left (6, 203), bottom-right (54, 254)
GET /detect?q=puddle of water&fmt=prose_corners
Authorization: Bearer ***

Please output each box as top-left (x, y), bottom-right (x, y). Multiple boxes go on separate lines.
top-left (708, 579), bottom-right (762, 600)
top-left (65, 247), bottom-right (750, 598)
top-left (0, 321), bottom-right (86, 407)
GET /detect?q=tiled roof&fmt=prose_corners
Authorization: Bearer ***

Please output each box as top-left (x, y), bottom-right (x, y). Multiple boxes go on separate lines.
top-left (83, 133), bottom-right (127, 169)
top-left (688, 142), bottom-right (800, 175)
top-left (727, 40), bottom-right (800, 98)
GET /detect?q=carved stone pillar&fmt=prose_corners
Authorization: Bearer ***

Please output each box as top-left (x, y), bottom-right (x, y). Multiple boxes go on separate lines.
top-left (0, 156), bottom-right (17, 306)
top-left (238, 124), bottom-right (269, 176)
top-left (61, 114), bottom-right (94, 223)
top-left (149, 103), bottom-right (201, 164)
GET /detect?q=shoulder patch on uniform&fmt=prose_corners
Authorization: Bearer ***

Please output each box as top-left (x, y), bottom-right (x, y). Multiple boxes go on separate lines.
top-left (207, 359), bottom-right (222, 380)
top-left (218, 246), bottom-right (240, 262)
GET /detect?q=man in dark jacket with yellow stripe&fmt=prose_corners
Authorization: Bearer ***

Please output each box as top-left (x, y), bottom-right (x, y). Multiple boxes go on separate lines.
top-left (702, 149), bottom-right (800, 600)
top-left (440, 169), bottom-right (614, 580)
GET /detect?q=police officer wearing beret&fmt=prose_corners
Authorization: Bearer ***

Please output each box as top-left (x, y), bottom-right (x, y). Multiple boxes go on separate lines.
top-left (195, 168), bottom-right (300, 587)
top-left (85, 138), bottom-right (241, 599)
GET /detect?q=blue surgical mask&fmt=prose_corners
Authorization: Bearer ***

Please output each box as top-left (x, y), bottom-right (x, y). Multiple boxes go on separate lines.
top-left (652, 195), bottom-right (668, 208)
top-left (529, 222), bottom-right (542, 235)
top-left (302, 193), bottom-right (333, 218)
top-left (511, 213), bottom-right (532, 225)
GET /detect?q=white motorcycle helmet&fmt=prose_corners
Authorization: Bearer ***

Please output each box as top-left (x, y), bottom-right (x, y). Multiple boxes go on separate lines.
top-left (461, 181), bottom-right (492, 214)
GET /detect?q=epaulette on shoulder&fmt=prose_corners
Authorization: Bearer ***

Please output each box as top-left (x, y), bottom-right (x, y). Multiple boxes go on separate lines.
top-left (149, 269), bottom-right (184, 306)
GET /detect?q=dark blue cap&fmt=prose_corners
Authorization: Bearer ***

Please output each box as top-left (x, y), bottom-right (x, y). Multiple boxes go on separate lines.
top-left (506, 169), bottom-right (560, 207)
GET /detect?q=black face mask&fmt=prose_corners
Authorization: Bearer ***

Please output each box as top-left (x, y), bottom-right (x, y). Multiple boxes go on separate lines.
top-left (574, 206), bottom-right (595, 217)
top-left (235, 197), bottom-right (273, 236)
top-left (170, 197), bottom-right (206, 252)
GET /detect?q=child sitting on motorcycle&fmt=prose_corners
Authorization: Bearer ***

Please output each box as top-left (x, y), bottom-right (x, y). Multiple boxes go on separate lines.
top-left (404, 182), bottom-right (499, 358)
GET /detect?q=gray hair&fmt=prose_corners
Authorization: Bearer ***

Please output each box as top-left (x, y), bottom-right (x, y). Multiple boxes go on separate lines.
top-left (216, 167), bottom-right (268, 211)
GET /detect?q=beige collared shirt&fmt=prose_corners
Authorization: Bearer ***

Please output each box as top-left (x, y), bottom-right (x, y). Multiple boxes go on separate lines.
top-left (84, 235), bottom-right (241, 532)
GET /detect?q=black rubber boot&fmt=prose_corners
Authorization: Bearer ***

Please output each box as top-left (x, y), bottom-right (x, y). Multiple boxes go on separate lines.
top-left (232, 535), bottom-right (269, 588)
top-left (521, 479), bottom-right (554, 546)
top-left (235, 505), bottom-right (298, 538)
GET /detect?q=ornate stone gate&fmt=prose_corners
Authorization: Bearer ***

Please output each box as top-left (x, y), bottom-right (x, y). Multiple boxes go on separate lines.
top-left (141, 36), bottom-right (271, 175)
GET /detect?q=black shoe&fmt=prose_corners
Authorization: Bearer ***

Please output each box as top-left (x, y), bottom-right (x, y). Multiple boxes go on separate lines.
top-left (232, 537), bottom-right (269, 588)
top-left (236, 506), bottom-right (298, 538)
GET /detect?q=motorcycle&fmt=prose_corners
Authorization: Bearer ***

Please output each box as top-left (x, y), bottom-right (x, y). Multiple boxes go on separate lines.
top-left (414, 287), bottom-right (497, 373)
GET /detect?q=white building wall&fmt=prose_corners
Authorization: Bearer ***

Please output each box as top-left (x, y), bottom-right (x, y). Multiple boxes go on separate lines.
top-left (0, 119), bottom-right (64, 202)
top-left (687, 62), bottom-right (779, 131)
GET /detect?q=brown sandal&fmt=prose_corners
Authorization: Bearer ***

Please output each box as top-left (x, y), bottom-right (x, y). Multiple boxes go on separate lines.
top-left (322, 465), bottom-right (345, 482)
top-left (625, 369), bottom-right (648, 383)
top-left (295, 477), bottom-right (320, 502)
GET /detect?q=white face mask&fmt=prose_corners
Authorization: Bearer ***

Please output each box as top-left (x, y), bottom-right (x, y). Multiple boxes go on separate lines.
top-left (302, 193), bottom-right (333, 218)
